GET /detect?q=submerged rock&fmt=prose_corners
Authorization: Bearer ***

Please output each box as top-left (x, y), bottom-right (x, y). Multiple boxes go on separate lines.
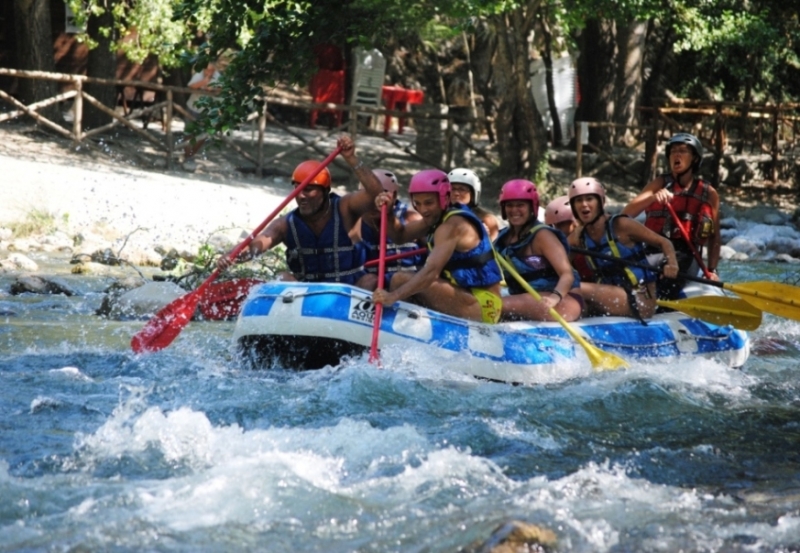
top-left (460, 520), bottom-right (557, 553)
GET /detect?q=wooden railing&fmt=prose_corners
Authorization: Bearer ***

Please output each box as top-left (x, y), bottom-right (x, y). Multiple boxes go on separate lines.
top-left (0, 68), bottom-right (490, 173)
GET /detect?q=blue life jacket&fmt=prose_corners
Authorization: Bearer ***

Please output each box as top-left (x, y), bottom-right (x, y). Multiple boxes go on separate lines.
top-left (428, 205), bottom-right (502, 289)
top-left (494, 221), bottom-right (580, 295)
top-left (361, 200), bottom-right (426, 277)
top-left (284, 193), bottom-right (366, 284)
top-left (580, 214), bottom-right (656, 287)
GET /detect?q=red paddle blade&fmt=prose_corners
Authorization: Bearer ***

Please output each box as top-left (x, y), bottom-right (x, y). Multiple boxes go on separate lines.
top-left (197, 278), bottom-right (264, 321)
top-left (130, 290), bottom-right (202, 353)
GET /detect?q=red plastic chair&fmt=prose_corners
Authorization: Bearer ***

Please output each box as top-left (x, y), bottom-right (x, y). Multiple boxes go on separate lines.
top-left (310, 69), bottom-right (345, 128)
top-left (309, 44), bottom-right (345, 128)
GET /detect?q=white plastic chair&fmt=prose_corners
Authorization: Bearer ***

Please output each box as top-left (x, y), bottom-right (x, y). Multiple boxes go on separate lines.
top-left (350, 47), bottom-right (386, 126)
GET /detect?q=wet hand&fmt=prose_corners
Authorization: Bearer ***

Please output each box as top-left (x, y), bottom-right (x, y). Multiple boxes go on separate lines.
top-left (337, 135), bottom-right (356, 162)
top-left (542, 294), bottom-right (560, 309)
top-left (655, 188), bottom-right (674, 204)
top-left (217, 255), bottom-right (234, 271)
top-left (662, 261), bottom-right (679, 279)
top-left (375, 191), bottom-right (394, 209)
top-left (373, 288), bottom-right (395, 306)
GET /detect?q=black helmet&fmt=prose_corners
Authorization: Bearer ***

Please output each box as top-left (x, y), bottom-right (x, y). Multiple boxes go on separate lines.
top-left (665, 133), bottom-right (703, 170)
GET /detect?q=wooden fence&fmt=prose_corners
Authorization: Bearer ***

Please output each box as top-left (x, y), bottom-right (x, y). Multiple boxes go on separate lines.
top-left (576, 99), bottom-right (800, 187)
top-left (0, 68), bottom-right (492, 174)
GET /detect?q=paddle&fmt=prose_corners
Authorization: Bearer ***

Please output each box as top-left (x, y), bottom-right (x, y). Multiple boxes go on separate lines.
top-left (364, 247), bottom-right (427, 268)
top-left (196, 278), bottom-right (265, 321)
top-left (497, 255), bottom-right (629, 372)
top-left (665, 202), bottom-right (714, 279)
top-left (369, 202), bottom-right (389, 364)
top-left (571, 246), bottom-right (800, 323)
top-left (656, 296), bottom-right (762, 330)
top-left (131, 146), bottom-right (343, 353)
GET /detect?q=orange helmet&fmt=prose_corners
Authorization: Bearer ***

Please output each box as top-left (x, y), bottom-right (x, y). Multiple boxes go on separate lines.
top-left (292, 160), bottom-right (332, 187)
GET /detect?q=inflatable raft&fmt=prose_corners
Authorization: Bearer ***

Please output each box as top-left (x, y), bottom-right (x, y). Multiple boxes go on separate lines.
top-left (231, 281), bottom-right (750, 383)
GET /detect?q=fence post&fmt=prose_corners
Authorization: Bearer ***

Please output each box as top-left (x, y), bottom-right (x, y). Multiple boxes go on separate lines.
top-left (771, 105), bottom-right (779, 183)
top-left (72, 78), bottom-right (83, 143)
top-left (166, 89), bottom-right (174, 170)
top-left (257, 98), bottom-right (267, 175)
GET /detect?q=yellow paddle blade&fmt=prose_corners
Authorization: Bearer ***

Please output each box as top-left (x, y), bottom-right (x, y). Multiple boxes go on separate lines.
top-left (723, 281), bottom-right (800, 322)
top-left (496, 255), bottom-right (629, 372)
top-left (657, 296), bottom-right (762, 331)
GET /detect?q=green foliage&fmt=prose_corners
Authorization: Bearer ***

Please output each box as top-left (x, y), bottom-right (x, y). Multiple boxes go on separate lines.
top-left (668, 1), bottom-right (800, 101)
top-left (8, 209), bottom-right (59, 238)
top-left (68, 0), bottom-right (190, 66)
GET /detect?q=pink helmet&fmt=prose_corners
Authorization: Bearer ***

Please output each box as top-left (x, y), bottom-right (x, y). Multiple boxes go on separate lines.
top-left (499, 179), bottom-right (539, 220)
top-left (372, 169), bottom-right (400, 195)
top-left (568, 177), bottom-right (605, 217)
top-left (409, 169), bottom-right (451, 210)
top-left (544, 195), bottom-right (573, 226)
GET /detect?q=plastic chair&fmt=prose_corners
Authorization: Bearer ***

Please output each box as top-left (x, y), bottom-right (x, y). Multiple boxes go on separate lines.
top-left (310, 69), bottom-right (345, 128)
top-left (350, 47), bottom-right (386, 126)
top-left (309, 44), bottom-right (345, 128)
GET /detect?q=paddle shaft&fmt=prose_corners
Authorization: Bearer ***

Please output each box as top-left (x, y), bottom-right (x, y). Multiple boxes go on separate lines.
top-left (364, 247), bottom-right (426, 268)
top-left (369, 203), bottom-right (388, 364)
top-left (665, 202), bottom-right (713, 279)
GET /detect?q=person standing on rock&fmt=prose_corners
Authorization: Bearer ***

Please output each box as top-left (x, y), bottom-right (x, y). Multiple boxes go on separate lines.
top-left (622, 132), bottom-right (721, 299)
top-left (371, 169), bottom-right (503, 324)
top-left (216, 135), bottom-right (384, 290)
top-left (447, 168), bottom-right (501, 241)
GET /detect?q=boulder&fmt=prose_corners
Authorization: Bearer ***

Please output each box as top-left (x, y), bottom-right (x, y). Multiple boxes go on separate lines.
top-left (104, 280), bottom-right (186, 320)
top-left (10, 274), bottom-right (78, 296)
top-left (95, 275), bottom-right (147, 317)
top-left (0, 253), bottom-right (39, 272)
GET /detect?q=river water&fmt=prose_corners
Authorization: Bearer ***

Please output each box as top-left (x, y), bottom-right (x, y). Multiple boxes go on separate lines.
top-left (1, 258), bottom-right (799, 552)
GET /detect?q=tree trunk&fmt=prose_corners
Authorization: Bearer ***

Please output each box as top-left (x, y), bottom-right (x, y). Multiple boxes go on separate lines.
top-left (12, 0), bottom-right (59, 121)
top-left (576, 18), bottom-right (616, 147)
top-left (488, 2), bottom-right (548, 191)
top-left (83, 3), bottom-right (117, 129)
top-left (614, 20), bottom-right (647, 145)
top-left (540, 13), bottom-right (562, 145)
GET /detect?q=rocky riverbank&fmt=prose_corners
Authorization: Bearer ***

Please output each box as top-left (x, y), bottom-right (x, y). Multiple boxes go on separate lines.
top-left (2, 121), bottom-right (799, 319)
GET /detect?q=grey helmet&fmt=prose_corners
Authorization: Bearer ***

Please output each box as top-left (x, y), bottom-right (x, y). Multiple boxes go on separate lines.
top-left (447, 168), bottom-right (481, 207)
top-left (665, 133), bottom-right (703, 171)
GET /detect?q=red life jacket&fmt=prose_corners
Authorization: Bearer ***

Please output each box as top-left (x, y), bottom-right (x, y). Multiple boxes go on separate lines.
top-left (644, 175), bottom-right (714, 247)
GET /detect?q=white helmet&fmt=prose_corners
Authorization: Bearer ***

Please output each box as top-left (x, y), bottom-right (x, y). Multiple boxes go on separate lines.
top-left (447, 168), bottom-right (481, 207)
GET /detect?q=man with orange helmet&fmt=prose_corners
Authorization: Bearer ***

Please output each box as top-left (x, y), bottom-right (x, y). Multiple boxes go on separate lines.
top-left (217, 135), bottom-right (384, 288)
top-left (622, 132), bottom-right (721, 299)
top-left (371, 169), bottom-right (503, 324)
top-left (568, 177), bottom-right (679, 320)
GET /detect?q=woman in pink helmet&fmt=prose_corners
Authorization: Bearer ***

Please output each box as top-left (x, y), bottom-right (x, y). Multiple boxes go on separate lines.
top-left (568, 177), bottom-right (679, 320)
top-left (371, 168), bottom-right (503, 324)
top-left (544, 195), bottom-right (576, 237)
top-left (494, 179), bottom-right (583, 322)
